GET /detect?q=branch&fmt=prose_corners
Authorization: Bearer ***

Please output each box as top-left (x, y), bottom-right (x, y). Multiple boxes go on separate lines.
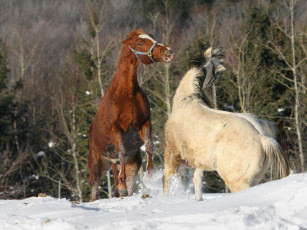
top-left (265, 41), bottom-right (292, 69)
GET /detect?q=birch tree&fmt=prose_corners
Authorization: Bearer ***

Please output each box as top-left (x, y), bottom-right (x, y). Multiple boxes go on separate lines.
top-left (266, 0), bottom-right (306, 171)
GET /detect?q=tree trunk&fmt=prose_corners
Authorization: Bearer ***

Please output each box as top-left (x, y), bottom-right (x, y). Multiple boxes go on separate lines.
top-left (58, 180), bottom-right (61, 199)
top-left (165, 64), bottom-right (171, 115)
top-left (164, 0), bottom-right (172, 116)
top-left (96, 34), bottom-right (104, 97)
top-left (72, 104), bottom-right (83, 201)
top-left (290, 0), bottom-right (304, 171)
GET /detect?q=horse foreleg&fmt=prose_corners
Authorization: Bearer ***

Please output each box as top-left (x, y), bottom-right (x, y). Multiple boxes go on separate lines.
top-left (139, 121), bottom-right (153, 174)
top-left (118, 159), bottom-right (128, 197)
top-left (125, 151), bottom-right (142, 196)
top-left (163, 136), bottom-right (179, 196)
top-left (193, 168), bottom-right (204, 201)
top-left (163, 167), bottom-right (176, 197)
top-left (111, 164), bottom-right (119, 197)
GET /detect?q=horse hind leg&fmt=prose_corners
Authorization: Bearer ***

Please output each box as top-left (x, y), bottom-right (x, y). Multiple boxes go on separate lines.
top-left (163, 155), bottom-right (179, 196)
top-left (89, 160), bottom-right (112, 201)
top-left (89, 158), bottom-right (103, 201)
top-left (223, 179), bottom-right (251, 193)
top-left (177, 164), bottom-right (190, 191)
top-left (218, 163), bottom-right (265, 193)
top-left (90, 173), bottom-right (100, 201)
top-left (114, 130), bottom-right (128, 197)
top-left (217, 167), bottom-right (253, 193)
top-left (138, 121), bottom-right (154, 174)
top-left (163, 167), bottom-right (176, 197)
top-left (88, 144), bottom-right (101, 201)
top-left (193, 168), bottom-right (204, 201)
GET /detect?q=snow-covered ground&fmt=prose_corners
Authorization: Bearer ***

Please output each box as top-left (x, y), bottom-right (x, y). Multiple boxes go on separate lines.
top-left (1, 172), bottom-right (307, 230)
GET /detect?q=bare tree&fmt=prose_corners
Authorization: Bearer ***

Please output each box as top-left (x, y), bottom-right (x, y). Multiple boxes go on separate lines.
top-left (12, 28), bottom-right (44, 81)
top-left (266, 0), bottom-right (306, 171)
top-left (87, 2), bottom-right (113, 98)
top-left (162, 0), bottom-right (173, 116)
top-left (228, 32), bottom-right (257, 113)
top-left (87, 2), bottom-right (114, 198)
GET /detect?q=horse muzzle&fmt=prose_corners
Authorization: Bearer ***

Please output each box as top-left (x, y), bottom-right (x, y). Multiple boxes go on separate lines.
top-left (162, 49), bottom-right (174, 64)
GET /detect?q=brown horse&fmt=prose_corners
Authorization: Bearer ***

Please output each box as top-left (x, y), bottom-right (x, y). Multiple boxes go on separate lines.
top-left (88, 29), bottom-right (173, 201)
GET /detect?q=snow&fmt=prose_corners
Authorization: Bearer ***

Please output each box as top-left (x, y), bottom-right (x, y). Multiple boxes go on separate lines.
top-left (36, 151), bottom-right (46, 158)
top-left (1, 172), bottom-right (307, 230)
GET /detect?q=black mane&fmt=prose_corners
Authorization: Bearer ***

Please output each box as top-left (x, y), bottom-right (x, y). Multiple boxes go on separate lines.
top-left (188, 45), bottom-right (214, 107)
top-left (188, 44), bottom-right (209, 69)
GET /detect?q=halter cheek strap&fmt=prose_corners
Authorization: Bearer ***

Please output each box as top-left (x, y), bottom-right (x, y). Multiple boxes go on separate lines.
top-left (129, 41), bottom-right (159, 64)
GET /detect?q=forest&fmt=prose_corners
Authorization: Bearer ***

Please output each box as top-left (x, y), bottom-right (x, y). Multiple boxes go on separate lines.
top-left (0, 0), bottom-right (306, 202)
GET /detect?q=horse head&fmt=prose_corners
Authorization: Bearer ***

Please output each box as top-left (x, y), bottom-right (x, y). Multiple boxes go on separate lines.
top-left (202, 47), bottom-right (226, 89)
top-left (121, 29), bottom-right (173, 65)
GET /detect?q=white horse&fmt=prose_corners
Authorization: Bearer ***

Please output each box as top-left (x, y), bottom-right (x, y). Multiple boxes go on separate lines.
top-left (163, 48), bottom-right (289, 200)
top-left (235, 114), bottom-right (289, 158)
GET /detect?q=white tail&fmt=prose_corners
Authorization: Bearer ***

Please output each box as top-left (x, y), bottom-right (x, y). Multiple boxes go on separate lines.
top-left (260, 135), bottom-right (290, 179)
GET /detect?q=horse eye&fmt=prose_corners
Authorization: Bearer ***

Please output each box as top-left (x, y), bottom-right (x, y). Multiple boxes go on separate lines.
top-left (139, 42), bottom-right (144, 46)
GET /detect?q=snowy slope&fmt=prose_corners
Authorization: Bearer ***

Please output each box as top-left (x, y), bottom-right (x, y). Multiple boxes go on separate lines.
top-left (0, 172), bottom-right (307, 230)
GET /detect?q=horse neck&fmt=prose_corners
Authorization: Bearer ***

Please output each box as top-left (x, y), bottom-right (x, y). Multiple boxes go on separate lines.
top-left (172, 68), bottom-right (202, 107)
top-left (112, 46), bottom-right (140, 94)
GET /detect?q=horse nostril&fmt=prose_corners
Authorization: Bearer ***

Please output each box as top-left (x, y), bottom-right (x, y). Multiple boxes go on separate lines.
top-left (163, 50), bottom-right (172, 56)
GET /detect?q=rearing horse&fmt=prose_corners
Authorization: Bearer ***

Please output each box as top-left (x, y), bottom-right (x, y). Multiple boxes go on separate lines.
top-left (88, 29), bottom-right (173, 201)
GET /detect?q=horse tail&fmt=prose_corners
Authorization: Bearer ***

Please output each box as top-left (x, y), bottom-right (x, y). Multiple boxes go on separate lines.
top-left (260, 135), bottom-right (290, 179)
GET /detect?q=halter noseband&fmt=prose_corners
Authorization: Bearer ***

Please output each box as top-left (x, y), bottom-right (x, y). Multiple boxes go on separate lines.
top-left (129, 41), bottom-right (159, 64)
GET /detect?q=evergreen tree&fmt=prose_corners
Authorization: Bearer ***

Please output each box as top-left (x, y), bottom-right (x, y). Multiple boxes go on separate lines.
top-left (0, 39), bottom-right (30, 198)
top-left (0, 40), bottom-right (14, 146)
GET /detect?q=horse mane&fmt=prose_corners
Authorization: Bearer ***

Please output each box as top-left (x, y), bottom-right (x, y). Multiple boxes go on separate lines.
top-left (178, 68), bottom-right (207, 105)
top-left (180, 47), bottom-right (216, 107)
top-left (125, 29), bottom-right (145, 39)
top-left (175, 47), bottom-right (225, 110)
top-left (190, 74), bottom-right (213, 107)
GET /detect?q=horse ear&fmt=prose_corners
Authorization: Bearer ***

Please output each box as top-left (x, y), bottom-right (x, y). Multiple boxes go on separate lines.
top-left (204, 47), bottom-right (212, 59)
top-left (278, 119), bottom-right (285, 130)
top-left (148, 33), bottom-right (155, 39)
top-left (121, 36), bottom-right (133, 45)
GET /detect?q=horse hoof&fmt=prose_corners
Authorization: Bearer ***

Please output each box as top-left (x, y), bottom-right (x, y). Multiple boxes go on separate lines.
top-left (118, 189), bottom-right (128, 197)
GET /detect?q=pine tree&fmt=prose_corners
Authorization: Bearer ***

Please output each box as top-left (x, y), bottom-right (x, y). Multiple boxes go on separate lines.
top-left (0, 39), bottom-right (29, 198)
top-left (0, 40), bottom-right (14, 146)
